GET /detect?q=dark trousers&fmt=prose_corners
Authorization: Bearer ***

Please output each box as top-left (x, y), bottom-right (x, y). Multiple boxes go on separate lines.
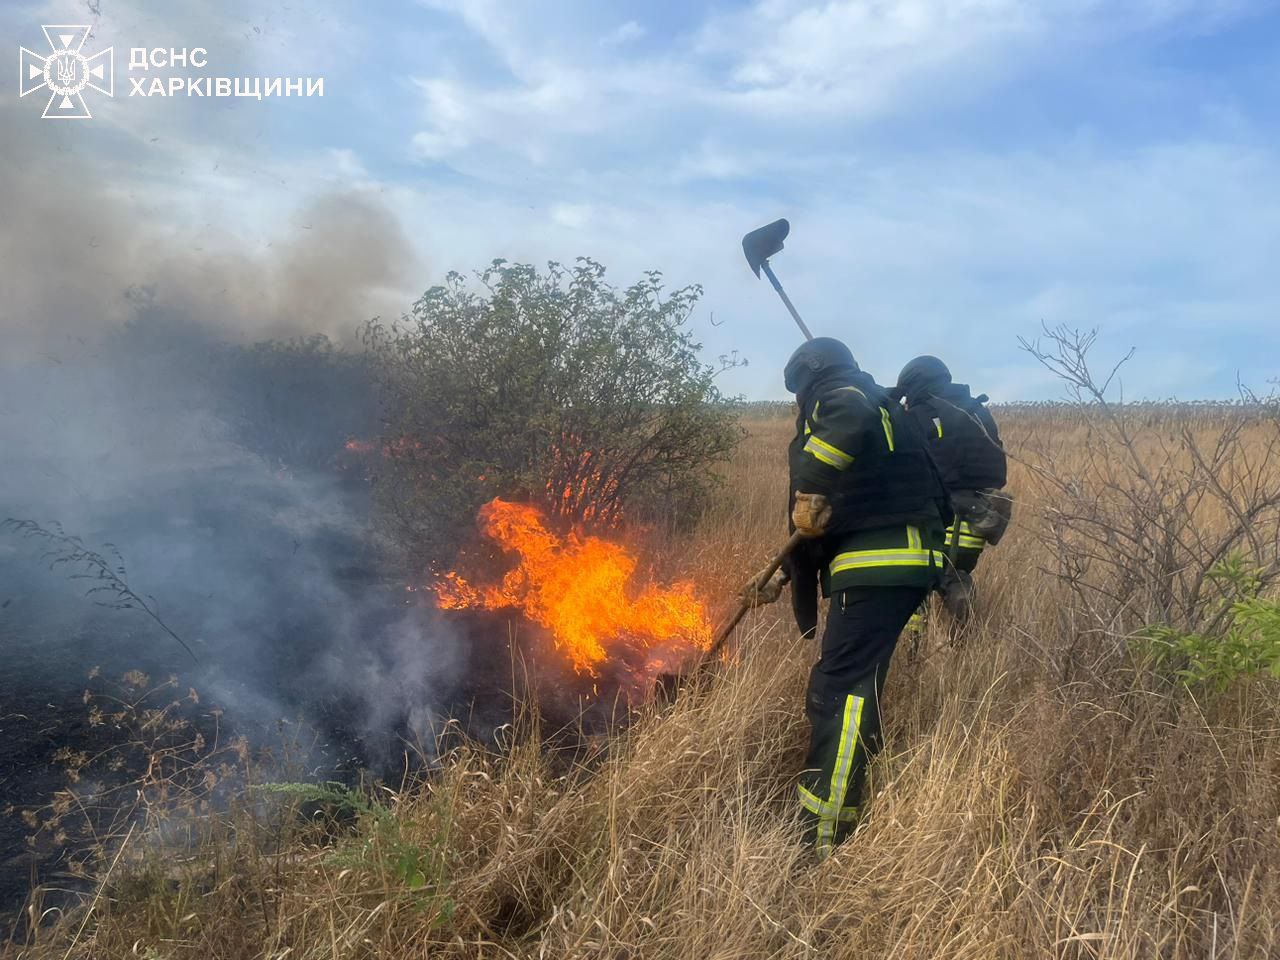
top-left (797, 585), bottom-right (926, 855)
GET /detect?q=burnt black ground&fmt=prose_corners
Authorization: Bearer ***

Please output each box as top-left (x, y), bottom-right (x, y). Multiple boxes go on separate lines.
top-left (0, 561), bottom-right (649, 933)
top-left (0, 456), bottom-right (438, 928)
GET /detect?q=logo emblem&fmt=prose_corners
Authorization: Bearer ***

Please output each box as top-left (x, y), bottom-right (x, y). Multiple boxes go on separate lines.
top-left (19, 25), bottom-right (114, 119)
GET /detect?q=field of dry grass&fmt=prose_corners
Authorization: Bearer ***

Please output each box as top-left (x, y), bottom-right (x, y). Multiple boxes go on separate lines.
top-left (10, 409), bottom-right (1280, 959)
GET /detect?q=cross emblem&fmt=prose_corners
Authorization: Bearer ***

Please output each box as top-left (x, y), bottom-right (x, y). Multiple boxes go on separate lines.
top-left (19, 25), bottom-right (114, 120)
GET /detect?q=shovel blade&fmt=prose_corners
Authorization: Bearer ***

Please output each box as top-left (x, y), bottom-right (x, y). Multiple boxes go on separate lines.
top-left (742, 218), bottom-right (790, 277)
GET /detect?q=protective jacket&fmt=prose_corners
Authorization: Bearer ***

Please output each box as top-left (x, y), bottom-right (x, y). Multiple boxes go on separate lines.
top-left (790, 369), bottom-right (948, 594)
top-left (903, 382), bottom-right (1005, 492)
top-left (901, 382), bottom-right (1007, 556)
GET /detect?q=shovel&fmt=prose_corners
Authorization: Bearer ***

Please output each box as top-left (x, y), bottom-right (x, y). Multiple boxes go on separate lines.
top-left (681, 220), bottom-right (812, 680)
top-left (742, 218), bottom-right (813, 341)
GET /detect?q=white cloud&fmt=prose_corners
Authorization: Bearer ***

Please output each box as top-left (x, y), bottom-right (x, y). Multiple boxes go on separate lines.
top-left (696, 0), bottom-right (1036, 117)
top-left (407, 0), bottom-right (1272, 170)
top-left (550, 203), bottom-right (594, 229)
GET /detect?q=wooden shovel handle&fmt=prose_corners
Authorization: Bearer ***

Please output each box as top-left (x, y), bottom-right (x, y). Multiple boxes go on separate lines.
top-left (702, 531), bottom-right (806, 665)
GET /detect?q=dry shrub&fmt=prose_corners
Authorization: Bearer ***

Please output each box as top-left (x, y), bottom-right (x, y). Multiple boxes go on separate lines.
top-left (1017, 325), bottom-right (1280, 638)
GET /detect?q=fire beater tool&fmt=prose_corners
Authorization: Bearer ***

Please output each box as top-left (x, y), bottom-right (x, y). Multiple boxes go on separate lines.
top-left (690, 218), bottom-right (818, 672)
top-left (741, 218), bottom-right (813, 341)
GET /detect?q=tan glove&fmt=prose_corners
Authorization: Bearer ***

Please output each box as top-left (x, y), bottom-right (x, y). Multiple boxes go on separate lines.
top-left (792, 492), bottom-right (832, 538)
top-left (741, 567), bottom-right (788, 608)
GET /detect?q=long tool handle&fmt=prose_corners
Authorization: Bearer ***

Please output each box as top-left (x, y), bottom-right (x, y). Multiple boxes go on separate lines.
top-left (702, 531), bottom-right (806, 667)
top-left (946, 506), bottom-right (962, 568)
top-left (760, 262), bottom-right (813, 341)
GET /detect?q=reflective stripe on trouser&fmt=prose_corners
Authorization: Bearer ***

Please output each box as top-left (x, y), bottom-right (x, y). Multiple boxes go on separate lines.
top-left (798, 691), bottom-right (866, 852)
top-left (798, 585), bottom-right (927, 856)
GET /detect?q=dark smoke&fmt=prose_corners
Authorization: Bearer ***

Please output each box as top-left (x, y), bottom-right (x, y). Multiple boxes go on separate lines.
top-left (0, 103), bottom-right (468, 917)
top-left (0, 95), bottom-right (414, 351)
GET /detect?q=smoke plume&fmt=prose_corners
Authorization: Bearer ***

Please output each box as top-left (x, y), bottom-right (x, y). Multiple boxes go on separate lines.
top-left (0, 102), bottom-right (463, 914)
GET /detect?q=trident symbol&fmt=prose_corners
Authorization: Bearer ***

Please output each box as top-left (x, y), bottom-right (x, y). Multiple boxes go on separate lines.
top-left (56, 54), bottom-right (77, 87)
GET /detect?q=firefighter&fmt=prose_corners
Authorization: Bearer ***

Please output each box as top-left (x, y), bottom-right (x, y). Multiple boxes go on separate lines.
top-left (890, 356), bottom-right (1010, 623)
top-left (747, 337), bottom-right (948, 857)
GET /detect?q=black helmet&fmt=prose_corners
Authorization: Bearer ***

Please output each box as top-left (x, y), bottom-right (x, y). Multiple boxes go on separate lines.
top-left (891, 355), bottom-right (951, 403)
top-left (784, 337), bottom-right (858, 396)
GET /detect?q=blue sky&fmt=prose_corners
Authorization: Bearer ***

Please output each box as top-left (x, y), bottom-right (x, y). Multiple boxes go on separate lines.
top-left (4, 0), bottom-right (1280, 399)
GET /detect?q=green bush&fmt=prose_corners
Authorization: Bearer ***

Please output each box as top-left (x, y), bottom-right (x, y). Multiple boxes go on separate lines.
top-left (364, 258), bottom-right (742, 564)
top-left (1139, 554), bottom-right (1280, 692)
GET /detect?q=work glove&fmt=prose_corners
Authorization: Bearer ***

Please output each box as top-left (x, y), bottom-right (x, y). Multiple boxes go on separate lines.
top-left (741, 568), bottom-right (788, 608)
top-left (791, 492), bottom-right (832, 538)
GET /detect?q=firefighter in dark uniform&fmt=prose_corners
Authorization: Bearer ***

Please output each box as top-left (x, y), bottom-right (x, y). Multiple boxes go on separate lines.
top-left (748, 338), bottom-right (948, 857)
top-left (890, 356), bottom-right (1010, 622)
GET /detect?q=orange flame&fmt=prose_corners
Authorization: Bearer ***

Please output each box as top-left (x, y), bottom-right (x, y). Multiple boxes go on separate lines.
top-left (436, 499), bottom-right (710, 674)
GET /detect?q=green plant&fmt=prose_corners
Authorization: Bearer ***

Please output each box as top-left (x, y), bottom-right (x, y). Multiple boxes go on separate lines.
top-left (1139, 553), bottom-right (1280, 691)
top-left (363, 258), bottom-right (743, 564)
top-left (254, 780), bottom-right (372, 817)
top-left (257, 781), bottom-right (454, 909)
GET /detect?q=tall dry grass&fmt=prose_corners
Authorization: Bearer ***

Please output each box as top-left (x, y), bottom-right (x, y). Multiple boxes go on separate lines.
top-left (10, 411), bottom-right (1280, 959)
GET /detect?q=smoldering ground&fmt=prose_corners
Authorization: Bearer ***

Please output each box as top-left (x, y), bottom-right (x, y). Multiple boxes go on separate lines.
top-left (0, 105), bottom-right (480, 917)
top-left (0, 103), bottom-right (647, 924)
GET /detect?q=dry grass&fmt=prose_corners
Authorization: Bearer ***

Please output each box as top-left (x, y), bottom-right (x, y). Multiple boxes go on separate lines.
top-left (10, 412), bottom-right (1280, 959)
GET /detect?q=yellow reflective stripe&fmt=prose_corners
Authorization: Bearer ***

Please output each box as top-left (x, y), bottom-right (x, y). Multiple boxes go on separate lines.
top-left (834, 385), bottom-right (867, 399)
top-left (803, 435), bottom-right (854, 469)
top-left (906, 525), bottom-right (922, 551)
top-left (946, 522), bottom-right (986, 550)
top-left (798, 784), bottom-right (857, 822)
top-left (804, 400), bottom-right (821, 436)
top-left (798, 783), bottom-right (824, 816)
top-left (932, 417), bottom-right (942, 438)
top-left (816, 694), bottom-right (865, 851)
top-left (803, 444), bottom-right (843, 469)
top-left (879, 407), bottom-right (895, 451)
top-left (830, 549), bottom-right (942, 573)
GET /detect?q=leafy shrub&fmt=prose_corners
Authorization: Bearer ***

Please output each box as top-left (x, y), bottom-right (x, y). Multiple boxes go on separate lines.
top-left (364, 258), bottom-right (742, 564)
top-left (1140, 554), bottom-right (1280, 692)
